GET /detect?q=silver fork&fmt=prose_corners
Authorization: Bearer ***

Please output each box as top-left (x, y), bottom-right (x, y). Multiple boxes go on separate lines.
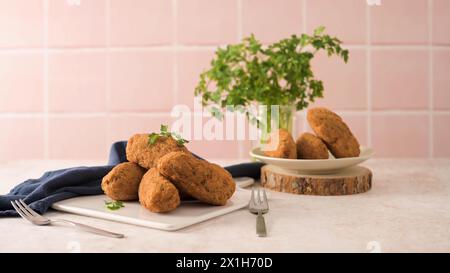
top-left (11, 199), bottom-right (124, 239)
top-left (249, 188), bottom-right (269, 237)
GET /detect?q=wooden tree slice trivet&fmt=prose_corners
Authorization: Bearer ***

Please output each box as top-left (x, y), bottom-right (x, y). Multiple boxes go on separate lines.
top-left (261, 165), bottom-right (372, 196)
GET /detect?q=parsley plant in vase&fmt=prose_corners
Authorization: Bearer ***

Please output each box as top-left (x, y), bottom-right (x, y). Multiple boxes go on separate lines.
top-left (195, 26), bottom-right (349, 142)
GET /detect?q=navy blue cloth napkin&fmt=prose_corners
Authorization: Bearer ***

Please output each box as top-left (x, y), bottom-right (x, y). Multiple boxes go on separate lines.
top-left (0, 141), bottom-right (263, 217)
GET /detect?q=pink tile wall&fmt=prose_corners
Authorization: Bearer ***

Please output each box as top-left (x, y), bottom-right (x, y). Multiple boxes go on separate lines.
top-left (0, 117), bottom-right (44, 160)
top-left (0, 0), bottom-right (44, 48)
top-left (0, 0), bottom-right (449, 161)
top-left (433, 0), bottom-right (450, 45)
top-left (370, 0), bottom-right (429, 44)
top-left (433, 115), bottom-right (450, 157)
top-left (310, 49), bottom-right (367, 110)
top-left (109, 51), bottom-right (174, 112)
top-left (305, 0), bottom-right (366, 44)
top-left (372, 115), bottom-right (429, 157)
top-left (242, 0), bottom-right (302, 44)
top-left (48, 52), bottom-right (107, 112)
top-left (48, 0), bottom-right (107, 47)
top-left (49, 116), bottom-right (108, 159)
top-left (433, 50), bottom-right (450, 110)
top-left (177, 50), bottom-right (215, 108)
top-left (178, 0), bottom-right (238, 45)
top-left (372, 49), bottom-right (429, 110)
top-left (0, 53), bottom-right (44, 112)
top-left (109, 0), bottom-right (173, 46)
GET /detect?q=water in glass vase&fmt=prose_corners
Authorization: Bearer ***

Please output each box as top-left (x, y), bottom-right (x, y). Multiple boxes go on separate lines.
top-left (258, 104), bottom-right (295, 143)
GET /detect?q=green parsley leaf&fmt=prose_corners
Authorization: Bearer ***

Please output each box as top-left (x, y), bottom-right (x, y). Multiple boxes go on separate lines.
top-left (104, 200), bottom-right (124, 211)
top-left (148, 124), bottom-right (189, 147)
top-left (175, 138), bottom-right (189, 146)
top-left (314, 26), bottom-right (326, 36)
top-left (160, 124), bottom-right (169, 134)
top-left (148, 133), bottom-right (160, 145)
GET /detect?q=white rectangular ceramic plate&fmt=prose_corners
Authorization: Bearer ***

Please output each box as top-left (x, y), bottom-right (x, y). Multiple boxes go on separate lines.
top-left (51, 189), bottom-right (250, 231)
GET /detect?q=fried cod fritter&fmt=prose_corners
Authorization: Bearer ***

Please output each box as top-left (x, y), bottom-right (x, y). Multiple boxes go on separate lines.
top-left (307, 107), bottom-right (360, 158)
top-left (138, 168), bottom-right (180, 213)
top-left (101, 162), bottom-right (146, 201)
top-left (296, 132), bottom-right (329, 159)
top-left (263, 128), bottom-right (297, 159)
top-left (126, 134), bottom-right (188, 169)
top-left (157, 151), bottom-right (235, 206)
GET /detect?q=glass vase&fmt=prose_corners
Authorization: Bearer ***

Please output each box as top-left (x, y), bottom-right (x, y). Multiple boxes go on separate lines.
top-left (258, 104), bottom-right (295, 143)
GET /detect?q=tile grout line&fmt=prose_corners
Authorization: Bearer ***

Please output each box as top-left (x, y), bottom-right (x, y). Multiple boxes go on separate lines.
top-left (43, 0), bottom-right (49, 159)
top-left (237, 0), bottom-right (246, 159)
top-left (366, 2), bottom-right (372, 148)
top-left (172, 0), bottom-right (179, 106)
top-left (0, 44), bottom-right (449, 53)
top-left (428, 0), bottom-right (434, 158)
top-left (237, 0), bottom-right (243, 40)
top-left (1, 110), bottom-right (449, 119)
top-left (301, 0), bottom-right (308, 134)
top-left (106, 0), bottom-right (112, 153)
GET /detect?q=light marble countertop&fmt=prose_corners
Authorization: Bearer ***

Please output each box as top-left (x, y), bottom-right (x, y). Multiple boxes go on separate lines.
top-left (1, 159), bottom-right (450, 253)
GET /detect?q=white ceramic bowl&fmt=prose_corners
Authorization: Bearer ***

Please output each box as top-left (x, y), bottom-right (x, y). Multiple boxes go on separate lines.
top-left (250, 146), bottom-right (374, 174)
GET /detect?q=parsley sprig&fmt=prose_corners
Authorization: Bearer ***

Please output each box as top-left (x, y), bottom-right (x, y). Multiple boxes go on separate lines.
top-left (104, 200), bottom-right (124, 211)
top-left (148, 124), bottom-right (189, 147)
top-left (195, 26), bottom-right (349, 123)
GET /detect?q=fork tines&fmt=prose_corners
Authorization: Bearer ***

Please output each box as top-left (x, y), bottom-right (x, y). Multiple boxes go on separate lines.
top-left (11, 199), bottom-right (41, 223)
top-left (250, 188), bottom-right (269, 209)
